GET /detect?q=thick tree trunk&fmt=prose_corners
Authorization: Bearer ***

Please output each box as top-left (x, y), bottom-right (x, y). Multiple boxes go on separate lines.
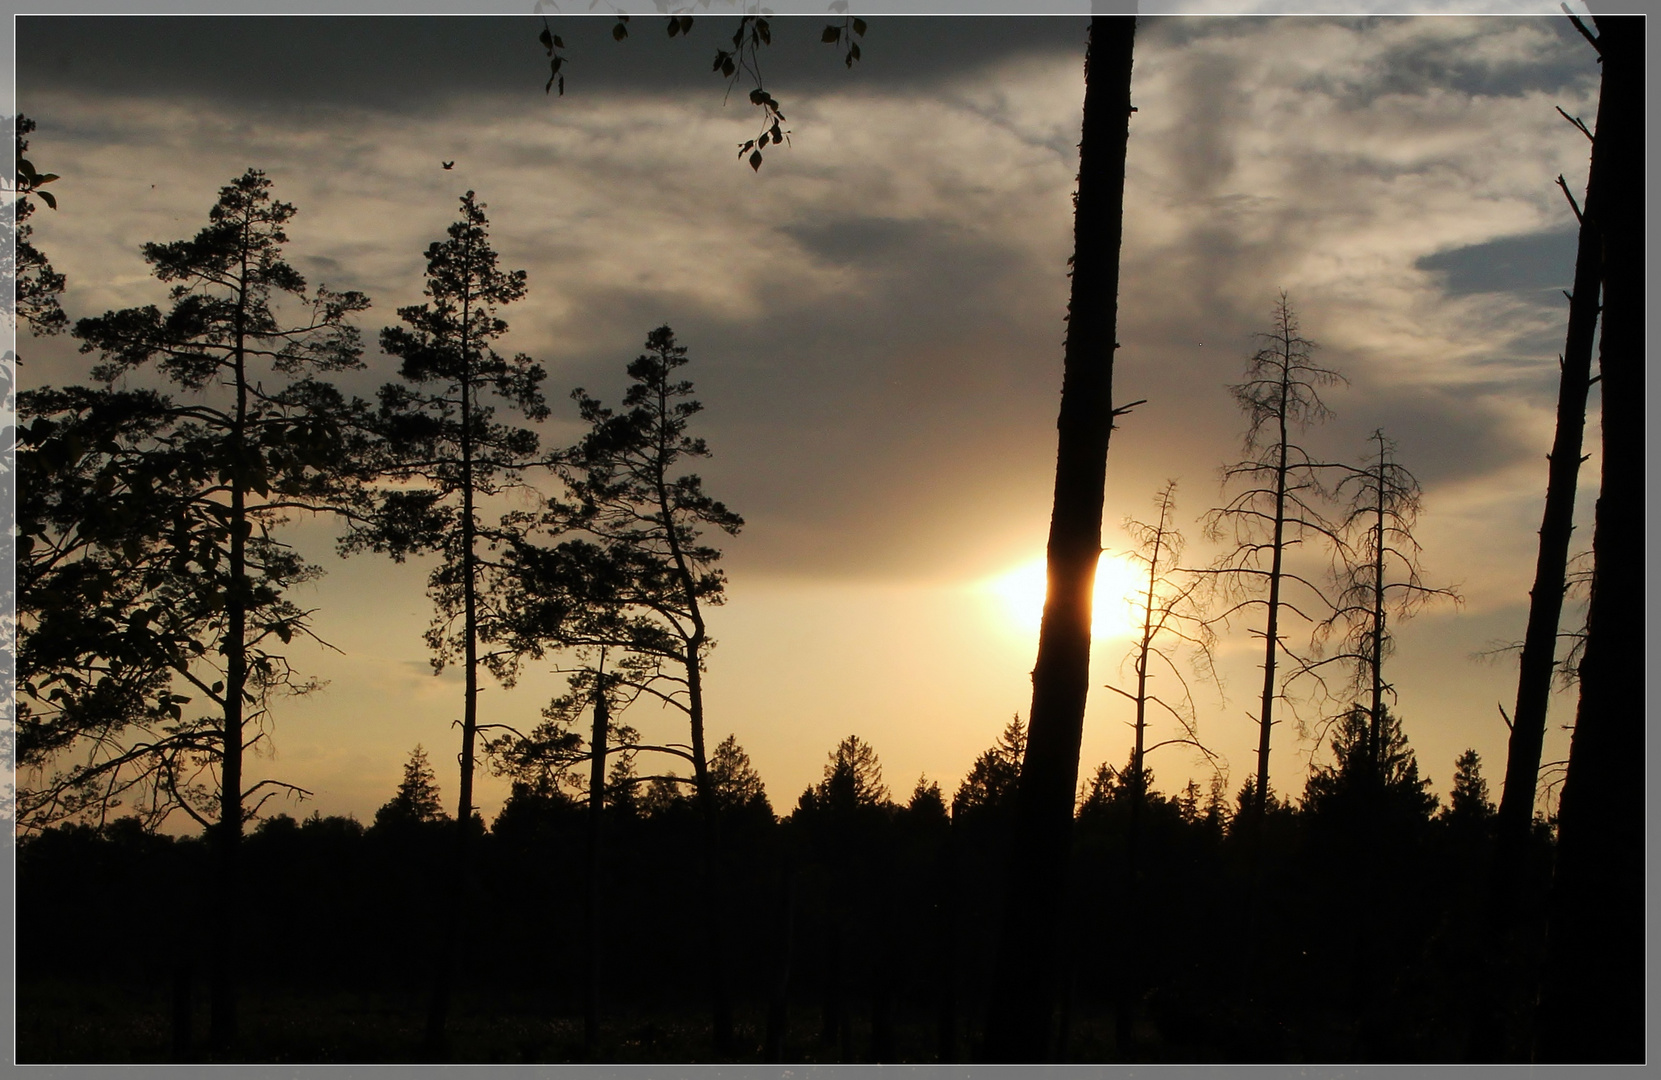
top-left (1468, 70), bottom-right (1602, 1056)
top-left (1534, 14), bottom-right (1643, 1064)
top-left (985, 15), bottom-right (1135, 1062)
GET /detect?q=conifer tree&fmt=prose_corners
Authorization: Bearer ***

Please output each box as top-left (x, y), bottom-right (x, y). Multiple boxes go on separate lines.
top-left (347, 189), bottom-right (547, 1051)
top-left (374, 745), bottom-right (447, 830)
top-left (67, 168), bottom-right (369, 1047)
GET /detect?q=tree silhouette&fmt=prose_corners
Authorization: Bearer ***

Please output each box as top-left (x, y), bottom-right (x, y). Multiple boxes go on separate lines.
top-left (66, 167), bottom-right (370, 1047)
top-left (12, 114), bottom-right (68, 340)
top-left (1302, 704), bottom-right (1436, 823)
top-left (373, 745), bottom-right (447, 831)
top-left (988, 18), bottom-right (1139, 1060)
top-left (951, 716), bottom-right (1025, 820)
top-left (520, 324), bottom-right (743, 1051)
top-left (1308, 431), bottom-right (1458, 783)
top-left (345, 188), bottom-right (547, 1053)
top-left (1107, 480), bottom-right (1217, 881)
top-left (1535, 13), bottom-right (1644, 1065)
top-left (1443, 749), bottom-right (1494, 826)
top-left (805, 734), bottom-right (890, 815)
top-left (1203, 293), bottom-right (1344, 823)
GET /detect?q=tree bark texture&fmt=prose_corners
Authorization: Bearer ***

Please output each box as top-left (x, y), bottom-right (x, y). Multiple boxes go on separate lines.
top-left (1534, 14), bottom-right (1643, 1065)
top-left (985, 15), bottom-right (1135, 1062)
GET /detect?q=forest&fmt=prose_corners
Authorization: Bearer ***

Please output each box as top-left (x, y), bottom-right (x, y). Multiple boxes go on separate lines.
top-left (9, 11), bottom-right (1644, 1067)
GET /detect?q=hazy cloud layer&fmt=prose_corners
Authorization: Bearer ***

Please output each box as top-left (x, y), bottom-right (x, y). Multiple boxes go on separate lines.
top-left (17, 15), bottom-right (1599, 812)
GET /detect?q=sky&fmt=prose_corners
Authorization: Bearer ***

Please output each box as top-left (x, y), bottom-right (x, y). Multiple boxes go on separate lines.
top-left (14, 13), bottom-right (1603, 828)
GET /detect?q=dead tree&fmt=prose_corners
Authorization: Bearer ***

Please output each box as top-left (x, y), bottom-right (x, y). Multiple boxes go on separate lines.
top-left (1534, 13), bottom-right (1644, 1065)
top-left (985, 16), bottom-right (1138, 1061)
top-left (1202, 294), bottom-right (1344, 824)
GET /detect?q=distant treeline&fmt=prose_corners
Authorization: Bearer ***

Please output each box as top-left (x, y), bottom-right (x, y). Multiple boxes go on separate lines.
top-left (17, 714), bottom-right (1552, 1064)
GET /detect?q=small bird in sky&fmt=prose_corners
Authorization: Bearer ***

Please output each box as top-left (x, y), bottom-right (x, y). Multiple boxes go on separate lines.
top-left (441, 160), bottom-right (455, 170)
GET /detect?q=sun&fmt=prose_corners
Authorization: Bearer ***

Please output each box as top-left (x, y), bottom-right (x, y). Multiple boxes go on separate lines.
top-left (983, 553), bottom-right (1148, 643)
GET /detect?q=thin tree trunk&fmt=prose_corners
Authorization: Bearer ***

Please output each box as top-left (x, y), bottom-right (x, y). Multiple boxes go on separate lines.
top-left (211, 262), bottom-right (252, 1052)
top-left (1369, 436), bottom-right (1387, 777)
top-left (1535, 14), bottom-right (1643, 1064)
top-left (1467, 23), bottom-right (1604, 1062)
top-left (1254, 358), bottom-right (1293, 819)
top-left (986, 15), bottom-right (1135, 1062)
top-left (427, 280), bottom-right (478, 1056)
top-left (583, 657), bottom-right (608, 1055)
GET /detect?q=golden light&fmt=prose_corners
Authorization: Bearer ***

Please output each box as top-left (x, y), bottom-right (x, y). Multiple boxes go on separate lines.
top-left (983, 553), bottom-right (1149, 643)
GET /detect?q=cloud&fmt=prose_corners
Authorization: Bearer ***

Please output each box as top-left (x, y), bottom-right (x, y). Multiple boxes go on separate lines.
top-left (18, 15), bottom-right (1602, 810)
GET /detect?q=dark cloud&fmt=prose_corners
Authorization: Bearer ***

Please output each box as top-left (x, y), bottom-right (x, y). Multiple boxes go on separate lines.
top-left (18, 16), bottom-right (1086, 114)
top-left (1416, 229), bottom-right (1578, 298)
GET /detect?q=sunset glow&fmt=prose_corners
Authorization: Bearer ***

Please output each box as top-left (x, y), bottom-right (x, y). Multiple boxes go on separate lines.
top-left (984, 553), bottom-right (1149, 644)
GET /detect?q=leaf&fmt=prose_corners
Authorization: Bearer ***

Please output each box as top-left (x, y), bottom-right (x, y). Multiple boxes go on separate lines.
top-left (749, 150), bottom-right (763, 171)
top-left (722, 57), bottom-right (736, 78)
top-left (558, 75), bottom-right (565, 95)
top-left (612, 20), bottom-right (628, 41)
top-left (850, 42), bottom-right (861, 62)
top-left (668, 18), bottom-right (680, 36)
top-left (853, 17), bottom-right (867, 36)
top-left (757, 19), bottom-right (770, 45)
top-left (749, 88), bottom-right (766, 106)
top-left (37, 190), bottom-right (56, 210)
top-left (553, 34), bottom-right (564, 48)
top-left (539, 26), bottom-right (553, 52)
top-left (758, 133), bottom-right (769, 148)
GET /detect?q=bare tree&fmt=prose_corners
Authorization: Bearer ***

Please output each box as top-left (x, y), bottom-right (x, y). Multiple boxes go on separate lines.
top-left (1202, 293), bottom-right (1344, 823)
top-left (1307, 430), bottom-right (1459, 777)
top-left (1105, 480), bottom-right (1219, 882)
top-left (1535, 12), bottom-right (1644, 1065)
top-left (1099, 479), bottom-right (1219, 1054)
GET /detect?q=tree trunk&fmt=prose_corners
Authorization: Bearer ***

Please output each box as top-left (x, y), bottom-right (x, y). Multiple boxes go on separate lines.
top-left (1534, 14), bottom-right (1643, 1064)
top-left (985, 15), bottom-right (1135, 1062)
top-left (1369, 436), bottom-right (1387, 777)
top-left (583, 665), bottom-right (608, 1054)
top-left (211, 283), bottom-right (252, 1052)
top-left (427, 286), bottom-right (479, 1057)
top-left (1468, 114), bottom-right (1602, 1046)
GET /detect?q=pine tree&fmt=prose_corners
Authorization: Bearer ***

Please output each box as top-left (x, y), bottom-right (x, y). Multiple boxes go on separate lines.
top-left (66, 168), bottom-right (369, 1047)
top-left (347, 189), bottom-right (547, 1052)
